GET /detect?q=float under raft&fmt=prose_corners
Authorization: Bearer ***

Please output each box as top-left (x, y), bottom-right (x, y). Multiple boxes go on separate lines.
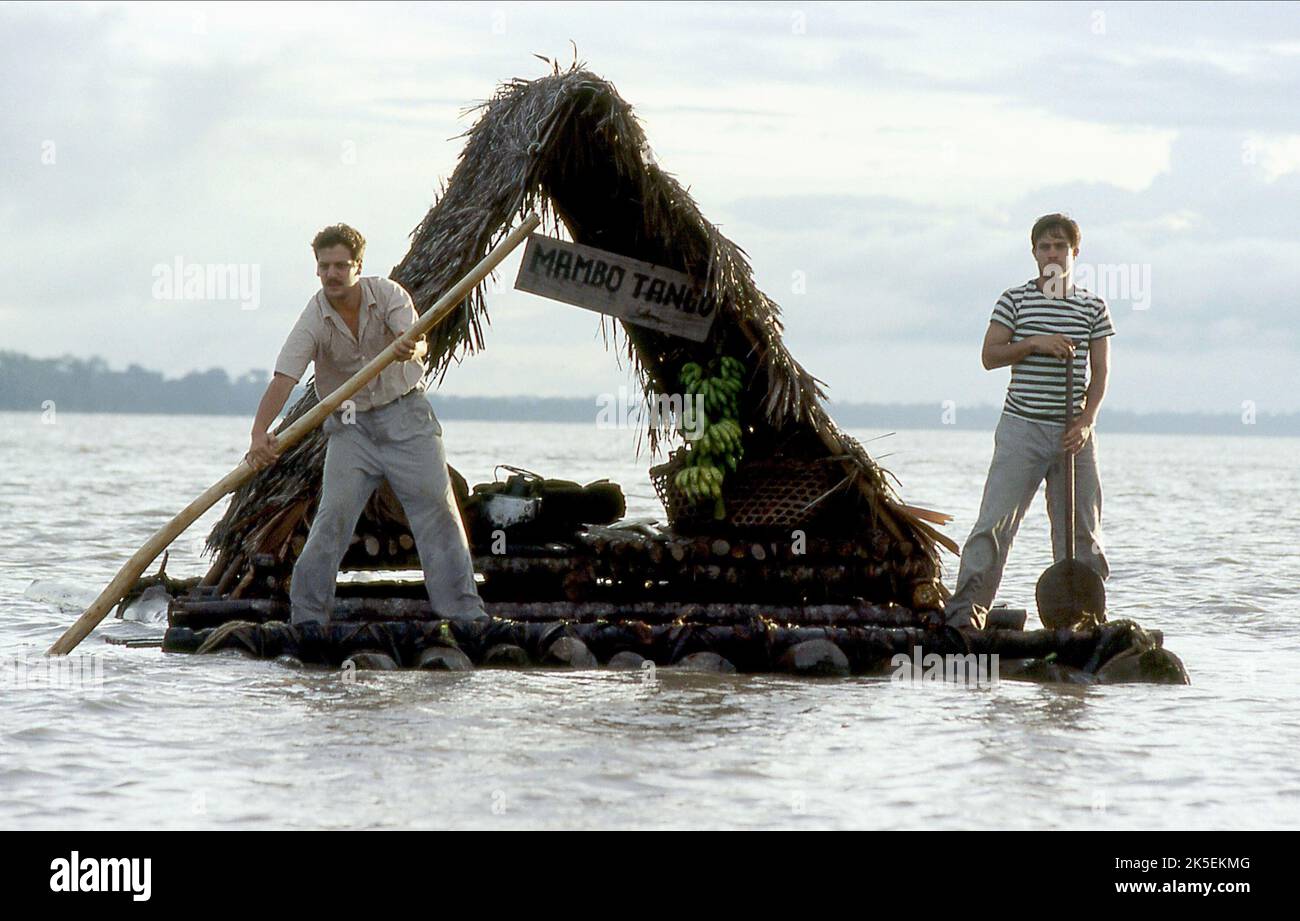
top-left (159, 610), bottom-right (1189, 686)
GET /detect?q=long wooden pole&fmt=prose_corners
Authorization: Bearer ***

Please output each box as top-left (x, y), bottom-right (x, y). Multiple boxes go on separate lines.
top-left (47, 213), bottom-right (541, 655)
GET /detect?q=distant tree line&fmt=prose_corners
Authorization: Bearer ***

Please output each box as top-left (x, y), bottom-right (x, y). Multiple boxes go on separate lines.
top-left (0, 350), bottom-right (1295, 435)
top-left (0, 351), bottom-right (284, 415)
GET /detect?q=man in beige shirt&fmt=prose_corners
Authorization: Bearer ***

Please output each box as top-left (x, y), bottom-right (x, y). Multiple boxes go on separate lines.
top-left (247, 223), bottom-right (485, 625)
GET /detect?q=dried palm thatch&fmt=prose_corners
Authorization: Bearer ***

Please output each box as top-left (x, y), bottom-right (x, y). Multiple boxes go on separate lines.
top-left (205, 61), bottom-right (953, 586)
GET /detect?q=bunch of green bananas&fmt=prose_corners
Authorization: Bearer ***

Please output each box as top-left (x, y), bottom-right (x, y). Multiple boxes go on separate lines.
top-left (673, 355), bottom-right (747, 519)
top-left (696, 418), bottom-right (742, 466)
top-left (673, 464), bottom-right (724, 505)
top-left (681, 363), bottom-right (742, 417)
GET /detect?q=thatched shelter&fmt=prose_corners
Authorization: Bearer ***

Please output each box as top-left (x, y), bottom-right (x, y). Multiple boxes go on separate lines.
top-left (204, 62), bottom-right (954, 605)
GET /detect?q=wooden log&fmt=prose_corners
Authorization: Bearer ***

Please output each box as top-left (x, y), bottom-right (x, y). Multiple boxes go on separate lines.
top-left (562, 569), bottom-right (594, 602)
top-left (363, 535), bottom-right (381, 557)
top-left (675, 651), bottom-right (737, 673)
top-left (779, 639), bottom-right (850, 677)
top-left (483, 644), bottom-right (530, 667)
top-left (477, 555), bottom-right (579, 576)
top-left (166, 619), bottom-right (1178, 684)
top-left (167, 596), bottom-right (924, 630)
top-left (346, 651), bottom-right (400, 671)
top-left (398, 533), bottom-right (415, 551)
top-left (191, 542), bottom-right (908, 612)
top-left (229, 565), bottom-right (256, 600)
top-left (540, 636), bottom-right (598, 669)
top-left (416, 646), bottom-right (474, 671)
top-left (478, 571), bottom-right (568, 603)
top-left (607, 651), bottom-right (647, 669)
top-left (213, 553), bottom-right (245, 596)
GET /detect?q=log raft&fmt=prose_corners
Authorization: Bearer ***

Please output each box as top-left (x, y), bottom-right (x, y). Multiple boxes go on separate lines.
top-left (155, 526), bottom-right (1188, 685)
top-left (159, 615), bottom-right (1188, 685)
top-left (167, 597), bottom-right (925, 630)
top-left (202, 524), bottom-right (940, 610)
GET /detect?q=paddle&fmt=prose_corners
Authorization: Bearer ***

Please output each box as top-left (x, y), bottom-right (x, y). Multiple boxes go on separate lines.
top-left (47, 213), bottom-right (541, 656)
top-left (1034, 347), bottom-right (1106, 629)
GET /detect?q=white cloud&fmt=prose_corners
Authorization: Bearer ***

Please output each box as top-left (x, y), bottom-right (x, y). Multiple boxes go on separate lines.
top-left (1248, 134), bottom-right (1300, 181)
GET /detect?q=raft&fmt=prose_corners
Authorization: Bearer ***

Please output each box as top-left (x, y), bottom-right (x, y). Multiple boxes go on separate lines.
top-left (143, 533), bottom-right (1188, 685)
top-left (159, 604), bottom-right (1187, 685)
top-left (127, 66), bottom-right (1189, 687)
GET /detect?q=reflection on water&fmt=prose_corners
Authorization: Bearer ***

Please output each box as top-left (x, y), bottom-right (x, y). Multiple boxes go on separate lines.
top-left (1, 412), bottom-right (1298, 828)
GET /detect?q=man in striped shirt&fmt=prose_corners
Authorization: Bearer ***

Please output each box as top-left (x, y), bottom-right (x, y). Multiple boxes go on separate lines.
top-left (944, 214), bottom-right (1115, 629)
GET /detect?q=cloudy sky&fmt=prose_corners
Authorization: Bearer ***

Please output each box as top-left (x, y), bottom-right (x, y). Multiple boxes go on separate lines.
top-left (3, 1), bottom-right (1298, 414)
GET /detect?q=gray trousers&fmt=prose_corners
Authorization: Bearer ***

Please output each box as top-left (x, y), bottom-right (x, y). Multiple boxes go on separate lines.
top-left (289, 389), bottom-right (485, 624)
top-left (944, 412), bottom-right (1109, 628)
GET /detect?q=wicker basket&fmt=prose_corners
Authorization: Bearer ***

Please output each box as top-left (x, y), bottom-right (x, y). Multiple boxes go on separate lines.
top-left (650, 450), bottom-right (849, 532)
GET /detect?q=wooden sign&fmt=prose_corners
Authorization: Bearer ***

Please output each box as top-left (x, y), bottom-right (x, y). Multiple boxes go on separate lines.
top-left (514, 234), bottom-right (718, 341)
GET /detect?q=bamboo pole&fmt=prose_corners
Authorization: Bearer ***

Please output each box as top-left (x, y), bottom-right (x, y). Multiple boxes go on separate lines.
top-left (47, 213), bottom-right (541, 655)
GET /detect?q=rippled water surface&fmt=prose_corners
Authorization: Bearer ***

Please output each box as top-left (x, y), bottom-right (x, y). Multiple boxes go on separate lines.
top-left (2, 411), bottom-right (1298, 829)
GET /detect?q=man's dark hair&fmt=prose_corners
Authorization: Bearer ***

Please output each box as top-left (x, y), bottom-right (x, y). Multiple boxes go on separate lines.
top-left (312, 223), bottom-right (366, 261)
top-left (1030, 213), bottom-right (1081, 249)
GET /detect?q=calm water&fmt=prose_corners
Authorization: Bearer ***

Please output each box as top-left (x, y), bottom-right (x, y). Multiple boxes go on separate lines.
top-left (2, 410), bottom-right (1298, 829)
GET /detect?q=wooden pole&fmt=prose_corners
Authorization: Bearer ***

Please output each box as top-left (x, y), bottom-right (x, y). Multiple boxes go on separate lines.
top-left (47, 213), bottom-right (541, 655)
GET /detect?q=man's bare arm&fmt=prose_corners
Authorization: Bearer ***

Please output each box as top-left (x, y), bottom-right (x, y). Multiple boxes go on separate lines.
top-left (982, 322), bottom-right (1075, 369)
top-left (1080, 336), bottom-right (1110, 425)
top-left (247, 372), bottom-right (298, 468)
top-left (1062, 337), bottom-right (1110, 454)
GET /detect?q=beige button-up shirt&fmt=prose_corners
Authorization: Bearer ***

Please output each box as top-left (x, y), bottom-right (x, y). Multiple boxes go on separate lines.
top-left (274, 276), bottom-right (425, 412)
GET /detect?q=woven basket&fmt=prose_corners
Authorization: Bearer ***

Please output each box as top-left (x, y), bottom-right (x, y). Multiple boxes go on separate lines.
top-left (650, 451), bottom-right (848, 532)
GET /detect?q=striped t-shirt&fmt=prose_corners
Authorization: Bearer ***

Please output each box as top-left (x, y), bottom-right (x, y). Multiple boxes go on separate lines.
top-left (991, 280), bottom-right (1115, 423)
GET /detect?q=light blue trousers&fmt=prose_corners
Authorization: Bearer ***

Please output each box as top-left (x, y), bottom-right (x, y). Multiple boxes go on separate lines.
top-left (289, 390), bottom-right (485, 624)
top-left (944, 412), bottom-right (1109, 628)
